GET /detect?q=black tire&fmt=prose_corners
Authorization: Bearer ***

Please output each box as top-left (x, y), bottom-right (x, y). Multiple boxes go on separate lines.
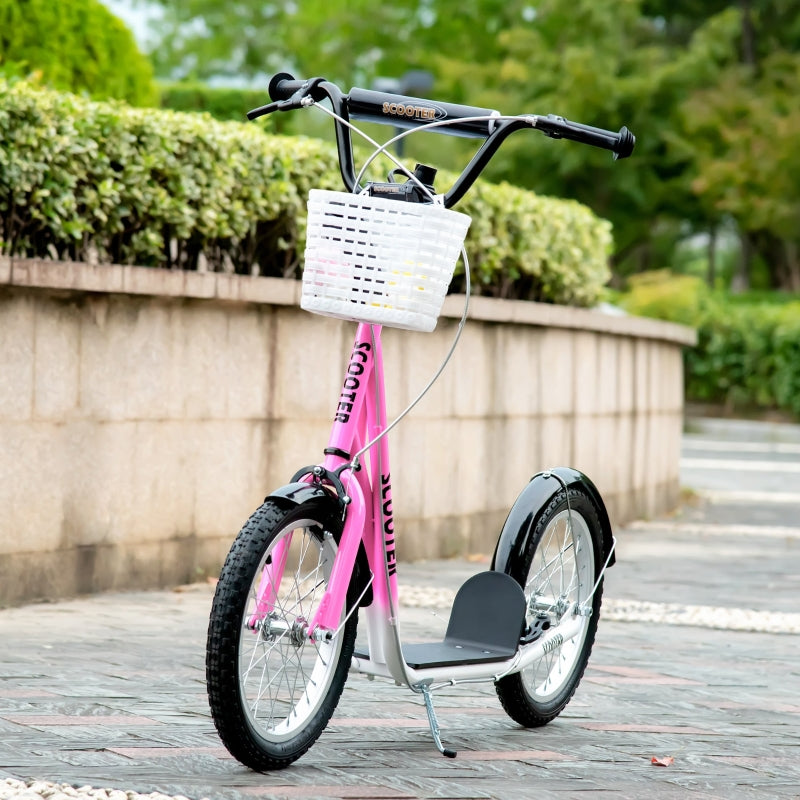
top-left (495, 487), bottom-right (604, 727)
top-left (206, 496), bottom-right (357, 770)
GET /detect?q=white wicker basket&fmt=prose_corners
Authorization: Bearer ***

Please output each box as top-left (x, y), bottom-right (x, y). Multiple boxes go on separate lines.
top-left (301, 189), bottom-right (471, 332)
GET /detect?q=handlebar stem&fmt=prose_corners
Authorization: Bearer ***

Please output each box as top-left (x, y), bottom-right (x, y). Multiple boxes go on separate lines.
top-left (315, 81), bottom-right (362, 193)
top-left (443, 118), bottom-right (535, 208)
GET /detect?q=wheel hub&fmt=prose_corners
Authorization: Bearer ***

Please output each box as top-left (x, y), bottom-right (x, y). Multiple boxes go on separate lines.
top-left (289, 616), bottom-right (308, 647)
top-left (252, 613), bottom-right (308, 647)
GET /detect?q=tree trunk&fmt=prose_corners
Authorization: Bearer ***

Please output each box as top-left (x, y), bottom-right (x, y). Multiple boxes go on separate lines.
top-left (707, 226), bottom-right (718, 288)
top-left (752, 231), bottom-right (800, 292)
top-left (783, 241), bottom-right (800, 292)
top-left (739, 0), bottom-right (757, 67)
top-left (731, 231), bottom-right (752, 293)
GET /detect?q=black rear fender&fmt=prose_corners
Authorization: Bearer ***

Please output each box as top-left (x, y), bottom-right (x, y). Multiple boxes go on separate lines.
top-left (490, 468), bottom-right (615, 575)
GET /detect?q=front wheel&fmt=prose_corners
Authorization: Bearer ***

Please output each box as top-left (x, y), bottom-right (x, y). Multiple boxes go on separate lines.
top-left (206, 496), bottom-right (357, 770)
top-left (495, 487), bottom-right (604, 727)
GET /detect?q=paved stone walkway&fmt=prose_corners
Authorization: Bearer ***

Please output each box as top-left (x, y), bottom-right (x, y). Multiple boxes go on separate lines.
top-left (2, 418), bottom-right (799, 799)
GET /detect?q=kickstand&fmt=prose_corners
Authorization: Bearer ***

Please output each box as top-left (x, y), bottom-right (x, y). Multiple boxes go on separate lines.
top-left (420, 684), bottom-right (457, 758)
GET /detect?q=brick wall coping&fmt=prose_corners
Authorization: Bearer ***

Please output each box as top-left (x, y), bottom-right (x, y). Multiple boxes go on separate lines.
top-left (1, 257), bottom-right (697, 347)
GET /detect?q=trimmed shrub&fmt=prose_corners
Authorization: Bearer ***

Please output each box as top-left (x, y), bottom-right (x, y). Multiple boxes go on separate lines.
top-left (451, 179), bottom-right (612, 306)
top-left (0, 79), bottom-right (612, 305)
top-left (620, 271), bottom-right (800, 418)
top-left (0, 79), bottom-right (338, 272)
top-left (615, 270), bottom-right (710, 326)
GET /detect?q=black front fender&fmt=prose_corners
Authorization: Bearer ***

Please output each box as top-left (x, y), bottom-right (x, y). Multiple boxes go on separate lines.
top-left (491, 467), bottom-right (615, 575)
top-left (267, 481), bottom-right (338, 509)
top-left (264, 481), bottom-right (345, 529)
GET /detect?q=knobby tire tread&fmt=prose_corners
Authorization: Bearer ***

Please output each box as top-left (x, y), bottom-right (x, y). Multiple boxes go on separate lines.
top-left (206, 499), bottom-right (356, 771)
top-left (495, 488), bottom-right (604, 728)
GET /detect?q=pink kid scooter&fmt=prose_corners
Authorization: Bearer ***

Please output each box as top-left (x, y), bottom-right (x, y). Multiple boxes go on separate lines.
top-left (206, 73), bottom-right (634, 770)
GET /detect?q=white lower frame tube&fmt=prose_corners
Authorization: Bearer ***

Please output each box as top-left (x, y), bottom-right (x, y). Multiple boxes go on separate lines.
top-left (350, 613), bottom-right (586, 686)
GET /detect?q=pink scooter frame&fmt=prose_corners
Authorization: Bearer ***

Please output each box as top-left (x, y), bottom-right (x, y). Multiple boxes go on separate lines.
top-left (254, 322), bottom-right (399, 643)
top-left (252, 320), bottom-right (590, 693)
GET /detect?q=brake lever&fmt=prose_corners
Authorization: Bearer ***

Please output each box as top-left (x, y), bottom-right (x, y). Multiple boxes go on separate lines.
top-left (247, 77), bottom-right (327, 121)
top-left (246, 94), bottom-right (307, 120)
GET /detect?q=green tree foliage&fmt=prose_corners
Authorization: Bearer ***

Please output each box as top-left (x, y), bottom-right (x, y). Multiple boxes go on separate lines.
top-left (674, 53), bottom-right (800, 291)
top-left (143, 0), bottom-right (496, 84)
top-left (0, 0), bottom-right (157, 105)
top-left (142, 0), bottom-right (800, 291)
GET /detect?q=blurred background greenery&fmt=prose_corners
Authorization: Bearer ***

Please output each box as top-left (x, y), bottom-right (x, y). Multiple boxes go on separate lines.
top-left (2, 0), bottom-right (800, 417)
top-left (141, 0), bottom-right (800, 296)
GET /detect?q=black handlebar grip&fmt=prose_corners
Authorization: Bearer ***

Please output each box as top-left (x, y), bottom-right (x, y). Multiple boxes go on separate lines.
top-left (269, 72), bottom-right (306, 101)
top-left (568, 119), bottom-right (635, 158)
top-left (614, 126), bottom-right (635, 159)
top-left (536, 115), bottom-right (635, 159)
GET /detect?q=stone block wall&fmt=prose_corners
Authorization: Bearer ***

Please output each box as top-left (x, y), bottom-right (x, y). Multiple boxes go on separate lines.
top-left (0, 258), bottom-right (696, 605)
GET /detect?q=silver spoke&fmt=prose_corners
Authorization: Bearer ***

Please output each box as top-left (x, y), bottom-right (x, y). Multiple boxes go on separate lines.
top-left (521, 508), bottom-right (595, 700)
top-left (235, 521), bottom-right (347, 742)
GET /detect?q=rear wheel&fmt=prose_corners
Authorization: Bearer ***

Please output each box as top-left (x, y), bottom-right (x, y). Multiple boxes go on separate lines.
top-left (495, 487), bottom-right (603, 727)
top-left (206, 497), bottom-right (357, 770)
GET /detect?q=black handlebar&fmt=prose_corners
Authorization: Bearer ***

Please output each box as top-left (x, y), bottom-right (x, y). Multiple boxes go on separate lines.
top-left (249, 73), bottom-right (635, 207)
top-left (347, 88), bottom-right (499, 140)
top-left (533, 115), bottom-right (635, 160)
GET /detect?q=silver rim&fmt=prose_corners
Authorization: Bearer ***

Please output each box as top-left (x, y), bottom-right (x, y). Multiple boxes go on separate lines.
top-left (237, 519), bottom-right (342, 741)
top-left (521, 509), bottom-right (595, 701)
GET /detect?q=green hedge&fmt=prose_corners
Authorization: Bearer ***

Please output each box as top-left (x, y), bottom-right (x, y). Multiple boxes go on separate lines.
top-left (620, 271), bottom-right (800, 417)
top-left (159, 82), bottom-right (274, 123)
top-left (0, 79), bottom-right (612, 305)
top-left (0, 79), bottom-right (337, 272)
top-left (454, 180), bottom-right (612, 306)
top-left (0, 0), bottom-right (157, 106)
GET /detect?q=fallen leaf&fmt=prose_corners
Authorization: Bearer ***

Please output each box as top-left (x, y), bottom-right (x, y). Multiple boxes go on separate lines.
top-left (651, 756), bottom-right (674, 767)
